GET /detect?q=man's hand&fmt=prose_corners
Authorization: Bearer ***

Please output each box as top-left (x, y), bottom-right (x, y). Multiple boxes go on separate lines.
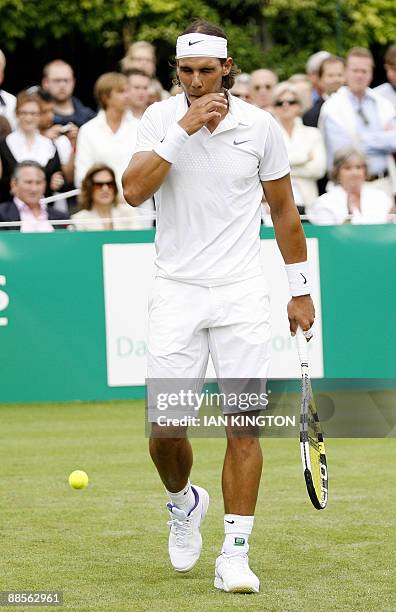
top-left (178, 93), bottom-right (228, 135)
top-left (287, 295), bottom-right (315, 339)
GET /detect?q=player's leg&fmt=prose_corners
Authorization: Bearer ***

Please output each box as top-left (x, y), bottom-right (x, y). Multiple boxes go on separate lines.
top-left (208, 276), bottom-right (271, 593)
top-left (147, 278), bottom-right (210, 572)
top-left (149, 424), bottom-right (192, 494)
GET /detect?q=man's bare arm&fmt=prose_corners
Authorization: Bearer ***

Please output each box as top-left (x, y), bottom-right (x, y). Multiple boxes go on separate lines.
top-left (262, 174), bottom-right (315, 335)
top-left (122, 152), bottom-right (171, 206)
top-left (122, 93), bottom-right (228, 206)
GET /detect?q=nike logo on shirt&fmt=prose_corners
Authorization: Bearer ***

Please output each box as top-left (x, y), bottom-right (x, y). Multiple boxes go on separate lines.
top-left (233, 139), bottom-right (251, 146)
top-left (189, 40), bottom-right (204, 45)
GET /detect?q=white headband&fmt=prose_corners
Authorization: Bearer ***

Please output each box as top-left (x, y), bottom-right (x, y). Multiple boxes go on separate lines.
top-left (176, 33), bottom-right (228, 59)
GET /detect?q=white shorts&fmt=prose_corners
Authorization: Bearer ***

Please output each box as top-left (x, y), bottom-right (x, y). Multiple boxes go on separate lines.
top-left (147, 275), bottom-right (271, 422)
top-left (148, 274), bottom-right (271, 376)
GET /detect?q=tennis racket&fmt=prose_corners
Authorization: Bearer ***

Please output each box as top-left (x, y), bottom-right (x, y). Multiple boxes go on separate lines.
top-left (296, 327), bottom-right (328, 510)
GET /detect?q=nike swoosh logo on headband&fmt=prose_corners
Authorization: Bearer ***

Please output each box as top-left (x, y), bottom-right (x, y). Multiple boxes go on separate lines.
top-left (189, 40), bottom-right (204, 45)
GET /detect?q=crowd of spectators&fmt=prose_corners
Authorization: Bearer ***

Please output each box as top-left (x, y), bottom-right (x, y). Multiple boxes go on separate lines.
top-left (0, 40), bottom-right (395, 232)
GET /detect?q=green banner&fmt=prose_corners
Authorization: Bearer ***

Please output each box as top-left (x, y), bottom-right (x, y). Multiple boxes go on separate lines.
top-left (0, 225), bottom-right (395, 403)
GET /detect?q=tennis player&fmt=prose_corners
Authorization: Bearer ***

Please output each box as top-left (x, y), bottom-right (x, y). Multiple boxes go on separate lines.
top-left (123, 19), bottom-right (315, 594)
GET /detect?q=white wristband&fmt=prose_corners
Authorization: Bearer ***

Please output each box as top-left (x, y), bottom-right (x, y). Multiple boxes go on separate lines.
top-left (285, 261), bottom-right (311, 297)
top-left (153, 123), bottom-right (190, 164)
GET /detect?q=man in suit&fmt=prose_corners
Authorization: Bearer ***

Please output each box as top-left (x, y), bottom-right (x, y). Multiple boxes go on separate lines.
top-left (0, 160), bottom-right (69, 231)
top-left (303, 55), bottom-right (345, 128)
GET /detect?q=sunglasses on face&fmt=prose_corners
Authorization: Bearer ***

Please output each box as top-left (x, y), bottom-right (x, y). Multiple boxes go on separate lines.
top-left (274, 99), bottom-right (298, 107)
top-left (92, 180), bottom-right (116, 189)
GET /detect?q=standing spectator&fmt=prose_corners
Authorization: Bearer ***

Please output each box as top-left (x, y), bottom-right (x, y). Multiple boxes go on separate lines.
top-left (319, 47), bottom-right (396, 196)
top-left (249, 69), bottom-right (278, 111)
top-left (126, 69), bottom-right (151, 119)
top-left (74, 72), bottom-right (138, 196)
top-left (121, 41), bottom-right (156, 77)
top-left (303, 56), bottom-right (345, 127)
top-left (0, 92), bottom-right (63, 201)
top-left (374, 44), bottom-right (396, 108)
top-left (36, 88), bottom-right (77, 185)
top-left (288, 74), bottom-right (313, 112)
top-left (0, 161), bottom-right (69, 232)
top-left (42, 60), bottom-right (96, 127)
top-left (72, 164), bottom-right (140, 230)
top-left (230, 73), bottom-right (251, 102)
top-left (0, 49), bottom-right (16, 130)
top-left (273, 83), bottom-right (326, 208)
top-left (305, 50), bottom-right (331, 104)
top-left (308, 147), bottom-right (392, 225)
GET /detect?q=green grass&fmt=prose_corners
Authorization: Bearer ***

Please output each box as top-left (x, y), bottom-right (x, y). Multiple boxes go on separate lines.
top-left (0, 401), bottom-right (395, 611)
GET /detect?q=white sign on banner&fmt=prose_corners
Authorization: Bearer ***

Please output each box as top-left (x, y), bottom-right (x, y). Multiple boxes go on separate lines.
top-left (103, 238), bottom-right (323, 387)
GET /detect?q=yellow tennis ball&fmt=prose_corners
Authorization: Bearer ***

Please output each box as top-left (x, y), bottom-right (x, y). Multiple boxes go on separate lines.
top-left (68, 470), bottom-right (89, 490)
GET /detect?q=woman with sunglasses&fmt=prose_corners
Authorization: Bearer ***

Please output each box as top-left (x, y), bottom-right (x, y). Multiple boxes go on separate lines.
top-left (72, 164), bottom-right (140, 230)
top-left (273, 82), bottom-right (326, 209)
top-left (0, 92), bottom-right (63, 201)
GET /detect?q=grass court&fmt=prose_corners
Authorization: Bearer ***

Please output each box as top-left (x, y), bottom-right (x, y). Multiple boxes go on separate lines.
top-left (1, 400), bottom-right (395, 611)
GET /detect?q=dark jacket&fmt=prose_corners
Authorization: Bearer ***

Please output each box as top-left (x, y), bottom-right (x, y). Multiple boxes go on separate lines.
top-left (53, 96), bottom-right (96, 128)
top-left (302, 98), bottom-right (325, 128)
top-left (0, 199), bottom-right (70, 231)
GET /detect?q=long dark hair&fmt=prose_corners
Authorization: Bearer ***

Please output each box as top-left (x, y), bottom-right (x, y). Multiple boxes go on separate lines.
top-left (78, 164), bottom-right (118, 210)
top-left (177, 19), bottom-right (240, 89)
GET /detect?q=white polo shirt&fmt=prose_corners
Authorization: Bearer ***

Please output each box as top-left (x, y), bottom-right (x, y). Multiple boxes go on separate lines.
top-left (135, 93), bottom-right (290, 285)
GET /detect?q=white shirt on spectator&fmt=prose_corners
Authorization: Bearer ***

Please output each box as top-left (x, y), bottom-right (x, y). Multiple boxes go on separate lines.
top-left (55, 134), bottom-right (72, 165)
top-left (72, 203), bottom-right (140, 231)
top-left (7, 129), bottom-right (58, 165)
top-left (0, 89), bottom-right (16, 130)
top-left (308, 183), bottom-right (392, 225)
top-left (74, 110), bottom-right (138, 195)
top-left (374, 83), bottom-right (396, 109)
top-left (278, 117), bottom-right (326, 207)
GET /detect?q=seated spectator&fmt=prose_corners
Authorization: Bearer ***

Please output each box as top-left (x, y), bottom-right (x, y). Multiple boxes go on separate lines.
top-left (305, 50), bottom-right (331, 104)
top-left (230, 73), bottom-right (251, 102)
top-left (374, 44), bottom-right (396, 108)
top-left (0, 92), bottom-right (64, 201)
top-left (42, 60), bottom-right (96, 127)
top-left (0, 49), bottom-right (16, 130)
top-left (319, 47), bottom-right (396, 197)
top-left (303, 56), bottom-right (345, 127)
top-left (0, 161), bottom-right (69, 232)
top-left (125, 69), bottom-right (151, 119)
top-left (288, 74), bottom-right (313, 112)
top-left (273, 83), bottom-right (326, 207)
top-left (249, 69), bottom-right (278, 112)
top-left (308, 148), bottom-right (393, 225)
top-left (121, 41), bottom-right (156, 77)
top-left (74, 73), bottom-right (138, 196)
top-left (72, 164), bottom-right (140, 230)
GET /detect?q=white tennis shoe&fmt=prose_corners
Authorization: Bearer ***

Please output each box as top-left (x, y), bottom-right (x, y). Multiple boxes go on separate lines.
top-left (167, 485), bottom-right (209, 572)
top-left (214, 553), bottom-right (260, 593)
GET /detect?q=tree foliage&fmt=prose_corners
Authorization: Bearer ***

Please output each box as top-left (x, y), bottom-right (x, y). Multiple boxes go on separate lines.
top-left (0, 0), bottom-right (394, 77)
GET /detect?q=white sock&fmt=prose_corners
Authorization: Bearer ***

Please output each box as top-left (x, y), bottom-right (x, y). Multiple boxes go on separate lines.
top-left (166, 480), bottom-right (196, 514)
top-left (222, 514), bottom-right (254, 556)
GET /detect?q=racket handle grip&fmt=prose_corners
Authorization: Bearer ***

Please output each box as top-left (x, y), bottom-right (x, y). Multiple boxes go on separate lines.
top-left (296, 327), bottom-right (309, 365)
